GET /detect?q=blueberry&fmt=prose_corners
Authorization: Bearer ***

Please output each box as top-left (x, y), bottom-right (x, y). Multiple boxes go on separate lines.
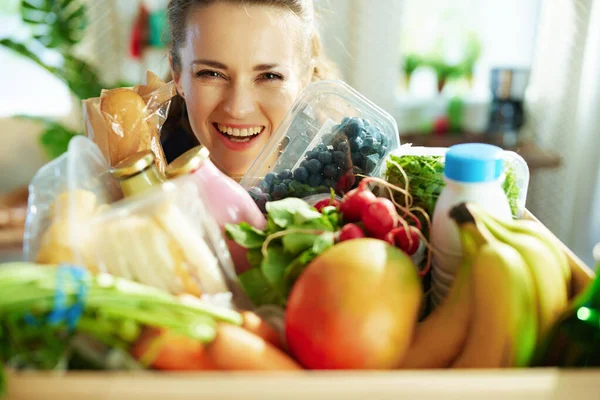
top-left (344, 119), bottom-right (364, 138)
top-left (307, 150), bottom-right (319, 160)
top-left (379, 145), bottom-right (388, 158)
top-left (278, 169), bottom-right (293, 180)
top-left (300, 159), bottom-right (310, 170)
top-left (248, 186), bottom-right (262, 200)
top-left (256, 196), bottom-right (267, 213)
top-left (351, 152), bottom-right (364, 167)
top-left (322, 178), bottom-right (335, 189)
top-left (315, 144), bottom-right (328, 153)
top-left (323, 163), bottom-right (338, 178)
top-left (307, 174), bottom-right (323, 187)
top-left (258, 180), bottom-right (271, 193)
top-left (273, 183), bottom-right (288, 196)
top-left (371, 139), bottom-right (382, 153)
top-left (332, 151), bottom-right (347, 168)
top-left (365, 154), bottom-right (380, 174)
top-left (350, 136), bottom-right (363, 152)
top-left (336, 141), bottom-right (350, 154)
top-left (264, 172), bottom-right (276, 184)
top-left (293, 166), bottom-right (309, 182)
top-left (318, 151), bottom-right (333, 165)
top-left (306, 159), bottom-right (323, 174)
top-left (340, 116), bottom-right (352, 128)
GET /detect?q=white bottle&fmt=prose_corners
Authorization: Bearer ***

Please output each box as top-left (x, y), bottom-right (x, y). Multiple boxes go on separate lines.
top-left (430, 143), bottom-right (512, 305)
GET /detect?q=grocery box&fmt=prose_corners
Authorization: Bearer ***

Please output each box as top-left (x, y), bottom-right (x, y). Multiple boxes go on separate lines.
top-left (4, 210), bottom-right (597, 400)
top-left (240, 80), bottom-right (400, 211)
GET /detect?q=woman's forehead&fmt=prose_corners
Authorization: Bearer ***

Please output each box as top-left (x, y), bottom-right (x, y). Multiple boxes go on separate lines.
top-left (183, 2), bottom-right (305, 68)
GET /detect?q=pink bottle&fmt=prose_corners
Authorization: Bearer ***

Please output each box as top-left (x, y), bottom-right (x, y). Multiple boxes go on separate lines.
top-left (166, 145), bottom-right (266, 274)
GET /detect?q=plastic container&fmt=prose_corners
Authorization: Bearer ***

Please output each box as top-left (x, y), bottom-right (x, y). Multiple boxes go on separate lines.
top-left (165, 145), bottom-right (267, 274)
top-left (89, 178), bottom-right (243, 308)
top-left (383, 144), bottom-right (530, 219)
top-left (23, 136), bottom-right (123, 268)
top-left (429, 143), bottom-right (513, 302)
top-left (240, 80), bottom-right (400, 210)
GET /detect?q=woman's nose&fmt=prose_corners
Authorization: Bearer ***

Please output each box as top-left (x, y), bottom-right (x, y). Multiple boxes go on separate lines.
top-left (223, 84), bottom-right (256, 119)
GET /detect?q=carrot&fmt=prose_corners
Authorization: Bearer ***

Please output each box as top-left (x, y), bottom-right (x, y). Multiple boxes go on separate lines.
top-left (241, 311), bottom-right (284, 350)
top-left (130, 328), bottom-right (216, 371)
top-left (205, 323), bottom-right (303, 371)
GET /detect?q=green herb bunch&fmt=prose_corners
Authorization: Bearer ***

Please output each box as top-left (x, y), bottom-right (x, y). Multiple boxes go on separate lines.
top-left (226, 198), bottom-right (342, 308)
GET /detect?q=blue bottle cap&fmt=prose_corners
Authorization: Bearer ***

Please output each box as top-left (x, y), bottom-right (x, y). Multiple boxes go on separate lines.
top-left (444, 143), bottom-right (504, 183)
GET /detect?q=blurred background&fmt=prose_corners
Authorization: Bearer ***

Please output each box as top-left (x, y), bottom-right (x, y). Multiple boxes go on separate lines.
top-left (0, 0), bottom-right (598, 266)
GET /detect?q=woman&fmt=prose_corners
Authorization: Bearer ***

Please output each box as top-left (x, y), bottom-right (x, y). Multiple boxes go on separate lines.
top-left (162, 0), bottom-right (339, 179)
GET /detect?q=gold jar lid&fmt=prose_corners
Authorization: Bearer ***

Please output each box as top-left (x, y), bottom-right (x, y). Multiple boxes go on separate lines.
top-left (166, 145), bottom-right (210, 179)
top-left (110, 150), bottom-right (155, 180)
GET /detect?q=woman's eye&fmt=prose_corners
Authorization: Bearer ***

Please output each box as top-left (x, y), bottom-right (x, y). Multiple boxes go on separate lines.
top-left (259, 72), bottom-right (284, 81)
top-left (196, 70), bottom-right (223, 79)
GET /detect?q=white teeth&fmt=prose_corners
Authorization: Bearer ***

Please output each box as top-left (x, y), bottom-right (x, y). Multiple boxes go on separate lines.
top-left (216, 123), bottom-right (263, 137)
top-left (230, 137), bottom-right (251, 143)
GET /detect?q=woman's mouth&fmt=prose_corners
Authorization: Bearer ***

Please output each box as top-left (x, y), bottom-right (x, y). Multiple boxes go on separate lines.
top-left (214, 123), bottom-right (264, 143)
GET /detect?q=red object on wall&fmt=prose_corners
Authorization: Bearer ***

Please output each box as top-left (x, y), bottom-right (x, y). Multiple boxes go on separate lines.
top-left (130, 3), bottom-right (149, 59)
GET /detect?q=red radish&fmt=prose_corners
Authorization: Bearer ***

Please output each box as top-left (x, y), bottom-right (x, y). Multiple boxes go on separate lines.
top-left (314, 198), bottom-right (340, 212)
top-left (386, 226), bottom-right (420, 255)
top-left (362, 198), bottom-right (398, 238)
top-left (337, 172), bottom-right (356, 193)
top-left (337, 223), bottom-right (365, 242)
top-left (338, 187), bottom-right (377, 222)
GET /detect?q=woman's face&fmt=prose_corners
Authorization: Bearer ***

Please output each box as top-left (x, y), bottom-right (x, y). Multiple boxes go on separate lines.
top-left (172, 2), bottom-right (310, 178)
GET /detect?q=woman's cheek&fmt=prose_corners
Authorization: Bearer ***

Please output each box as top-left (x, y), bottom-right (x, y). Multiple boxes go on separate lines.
top-left (186, 86), bottom-right (225, 145)
top-left (259, 84), bottom-right (302, 127)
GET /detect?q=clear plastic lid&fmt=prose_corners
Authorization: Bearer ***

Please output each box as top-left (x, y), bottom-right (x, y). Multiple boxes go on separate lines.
top-left (240, 80), bottom-right (400, 211)
top-left (383, 144), bottom-right (530, 218)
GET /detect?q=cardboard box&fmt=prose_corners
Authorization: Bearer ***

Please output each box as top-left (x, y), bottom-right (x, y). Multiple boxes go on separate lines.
top-left (4, 211), bottom-right (597, 400)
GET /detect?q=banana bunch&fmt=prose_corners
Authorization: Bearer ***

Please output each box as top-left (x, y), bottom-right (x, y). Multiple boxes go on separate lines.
top-left (401, 202), bottom-right (571, 369)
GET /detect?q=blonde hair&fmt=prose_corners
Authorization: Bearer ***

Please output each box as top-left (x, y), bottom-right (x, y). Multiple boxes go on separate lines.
top-left (167, 0), bottom-right (339, 81)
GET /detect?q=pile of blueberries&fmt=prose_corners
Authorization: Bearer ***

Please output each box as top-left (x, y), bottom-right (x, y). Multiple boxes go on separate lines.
top-left (248, 116), bottom-right (390, 211)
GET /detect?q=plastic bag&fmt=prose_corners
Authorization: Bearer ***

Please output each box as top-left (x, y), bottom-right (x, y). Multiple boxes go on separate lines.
top-left (383, 144), bottom-right (530, 219)
top-left (82, 71), bottom-right (176, 173)
top-left (89, 177), bottom-right (249, 309)
top-left (23, 136), bottom-right (123, 269)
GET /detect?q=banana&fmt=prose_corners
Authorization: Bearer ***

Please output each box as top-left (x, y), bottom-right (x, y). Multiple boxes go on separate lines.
top-left (473, 207), bottom-right (568, 340)
top-left (476, 205), bottom-right (571, 289)
top-left (400, 229), bottom-right (477, 369)
top-left (449, 208), bottom-right (538, 368)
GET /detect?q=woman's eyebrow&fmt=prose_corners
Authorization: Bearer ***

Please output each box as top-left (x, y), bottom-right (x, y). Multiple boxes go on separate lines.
top-left (192, 59), bottom-right (228, 69)
top-left (253, 63), bottom-right (279, 71)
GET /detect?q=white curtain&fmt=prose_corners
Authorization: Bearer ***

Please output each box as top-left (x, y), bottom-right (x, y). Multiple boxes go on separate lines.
top-left (524, 0), bottom-right (600, 267)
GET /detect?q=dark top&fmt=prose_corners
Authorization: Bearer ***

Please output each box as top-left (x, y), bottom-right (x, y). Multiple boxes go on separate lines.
top-left (160, 94), bottom-right (200, 163)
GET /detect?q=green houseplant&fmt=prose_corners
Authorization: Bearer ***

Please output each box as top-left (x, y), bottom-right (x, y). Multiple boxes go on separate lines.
top-left (1, 0), bottom-right (108, 159)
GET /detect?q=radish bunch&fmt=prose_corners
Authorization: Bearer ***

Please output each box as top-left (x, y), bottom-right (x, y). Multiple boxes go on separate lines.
top-left (334, 178), bottom-right (423, 258)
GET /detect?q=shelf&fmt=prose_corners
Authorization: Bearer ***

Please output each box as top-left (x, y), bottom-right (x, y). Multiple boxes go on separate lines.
top-left (399, 133), bottom-right (562, 171)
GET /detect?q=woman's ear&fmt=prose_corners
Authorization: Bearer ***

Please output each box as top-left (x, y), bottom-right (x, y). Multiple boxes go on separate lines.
top-left (169, 54), bottom-right (185, 98)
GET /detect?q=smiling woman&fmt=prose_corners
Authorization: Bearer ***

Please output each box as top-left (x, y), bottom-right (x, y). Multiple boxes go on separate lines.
top-left (163, 0), bottom-right (338, 179)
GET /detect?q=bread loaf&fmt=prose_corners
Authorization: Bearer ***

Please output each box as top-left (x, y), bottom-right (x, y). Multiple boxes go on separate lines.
top-left (100, 88), bottom-right (150, 166)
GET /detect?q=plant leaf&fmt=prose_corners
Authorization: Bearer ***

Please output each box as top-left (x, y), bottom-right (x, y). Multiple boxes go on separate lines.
top-left (266, 198), bottom-right (314, 228)
top-left (237, 269), bottom-right (285, 307)
top-left (224, 223), bottom-right (266, 249)
top-left (312, 232), bottom-right (335, 254)
top-left (260, 245), bottom-right (293, 297)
